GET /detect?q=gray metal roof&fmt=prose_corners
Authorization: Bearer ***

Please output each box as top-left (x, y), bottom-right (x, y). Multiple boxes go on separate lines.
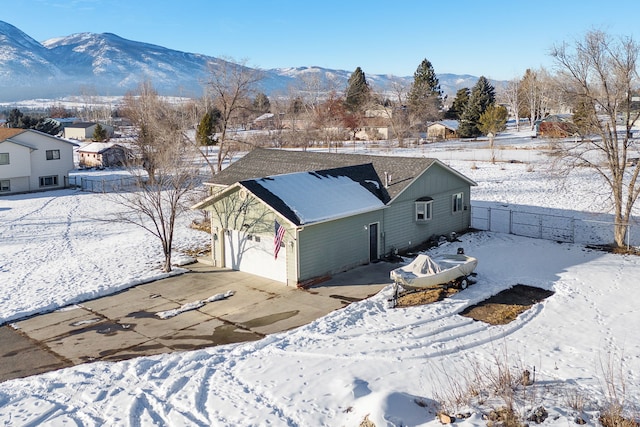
top-left (209, 148), bottom-right (445, 200)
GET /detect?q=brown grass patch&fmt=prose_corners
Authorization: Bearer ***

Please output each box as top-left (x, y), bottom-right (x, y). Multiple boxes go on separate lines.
top-left (395, 287), bottom-right (459, 307)
top-left (461, 285), bottom-right (554, 325)
top-left (394, 284), bottom-right (554, 326)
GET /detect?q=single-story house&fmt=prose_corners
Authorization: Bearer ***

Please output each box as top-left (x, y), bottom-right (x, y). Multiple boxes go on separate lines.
top-left (78, 142), bottom-right (129, 168)
top-left (251, 113), bottom-right (276, 130)
top-left (193, 148), bottom-right (476, 286)
top-left (535, 115), bottom-right (577, 138)
top-left (426, 120), bottom-right (459, 141)
top-left (0, 128), bottom-right (77, 195)
top-left (63, 122), bottom-right (115, 141)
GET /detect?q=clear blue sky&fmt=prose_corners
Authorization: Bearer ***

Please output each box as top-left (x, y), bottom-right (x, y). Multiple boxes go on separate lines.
top-left (4, 0), bottom-right (640, 81)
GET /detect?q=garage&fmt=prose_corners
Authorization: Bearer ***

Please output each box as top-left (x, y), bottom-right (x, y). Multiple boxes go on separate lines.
top-left (223, 229), bottom-right (287, 283)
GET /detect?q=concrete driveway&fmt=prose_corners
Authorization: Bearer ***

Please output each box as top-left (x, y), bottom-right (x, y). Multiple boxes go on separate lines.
top-left (0, 260), bottom-right (396, 382)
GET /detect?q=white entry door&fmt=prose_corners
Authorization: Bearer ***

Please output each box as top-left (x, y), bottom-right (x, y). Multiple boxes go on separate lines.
top-left (224, 230), bottom-right (287, 283)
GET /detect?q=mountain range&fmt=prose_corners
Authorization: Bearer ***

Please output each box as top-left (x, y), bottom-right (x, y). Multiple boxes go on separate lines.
top-left (0, 20), bottom-right (485, 103)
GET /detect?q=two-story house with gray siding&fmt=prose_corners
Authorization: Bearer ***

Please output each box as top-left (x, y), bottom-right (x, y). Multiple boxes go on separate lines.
top-left (192, 148), bottom-right (476, 287)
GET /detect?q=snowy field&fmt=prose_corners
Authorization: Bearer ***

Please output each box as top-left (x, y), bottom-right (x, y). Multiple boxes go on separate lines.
top-left (1, 131), bottom-right (639, 426)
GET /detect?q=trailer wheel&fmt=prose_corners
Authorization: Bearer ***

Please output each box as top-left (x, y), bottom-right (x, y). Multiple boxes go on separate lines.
top-left (458, 278), bottom-right (469, 290)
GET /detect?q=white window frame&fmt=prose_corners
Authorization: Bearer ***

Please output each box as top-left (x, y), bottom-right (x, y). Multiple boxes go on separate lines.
top-left (0, 179), bottom-right (9, 192)
top-left (452, 192), bottom-right (463, 213)
top-left (39, 175), bottom-right (59, 187)
top-left (0, 153), bottom-right (9, 165)
top-left (46, 149), bottom-right (61, 160)
top-left (415, 200), bottom-right (433, 222)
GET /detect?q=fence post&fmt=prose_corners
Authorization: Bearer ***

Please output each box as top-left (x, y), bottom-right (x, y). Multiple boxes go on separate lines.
top-left (509, 209), bottom-right (513, 234)
top-left (539, 215), bottom-right (543, 239)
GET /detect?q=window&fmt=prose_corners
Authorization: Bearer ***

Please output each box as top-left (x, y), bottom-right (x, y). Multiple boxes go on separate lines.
top-left (0, 180), bottom-right (9, 192)
top-left (46, 150), bottom-right (60, 160)
top-left (452, 192), bottom-right (463, 213)
top-left (39, 175), bottom-right (59, 187)
top-left (0, 153), bottom-right (8, 165)
top-left (415, 197), bottom-right (433, 221)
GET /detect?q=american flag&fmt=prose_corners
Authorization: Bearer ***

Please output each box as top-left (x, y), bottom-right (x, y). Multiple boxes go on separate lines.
top-left (274, 220), bottom-right (285, 259)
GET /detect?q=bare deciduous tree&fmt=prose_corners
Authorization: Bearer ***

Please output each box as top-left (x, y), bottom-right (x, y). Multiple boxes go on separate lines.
top-left (204, 58), bottom-right (263, 173)
top-left (499, 78), bottom-right (523, 131)
top-left (551, 30), bottom-right (640, 248)
top-left (374, 78), bottom-right (411, 147)
top-left (116, 82), bottom-right (202, 272)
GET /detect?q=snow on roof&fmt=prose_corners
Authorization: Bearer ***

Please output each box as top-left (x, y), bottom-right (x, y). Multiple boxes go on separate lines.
top-left (243, 167), bottom-right (386, 225)
top-left (429, 120), bottom-right (459, 130)
top-left (77, 142), bottom-right (120, 153)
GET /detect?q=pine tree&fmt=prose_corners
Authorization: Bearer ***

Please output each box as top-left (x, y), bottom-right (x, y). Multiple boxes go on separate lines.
top-left (196, 109), bottom-right (221, 149)
top-left (92, 123), bottom-right (107, 141)
top-left (344, 67), bottom-right (370, 113)
top-left (458, 76), bottom-right (496, 138)
top-left (407, 58), bottom-right (443, 124)
top-left (445, 88), bottom-right (470, 120)
top-left (478, 104), bottom-right (508, 136)
top-left (253, 92), bottom-right (271, 114)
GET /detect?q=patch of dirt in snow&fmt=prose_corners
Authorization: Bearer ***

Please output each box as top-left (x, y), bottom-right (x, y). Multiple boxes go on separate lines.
top-left (397, 284), bottom-right (555, 326)
top-left (461, 285), bottom-right (554, 325)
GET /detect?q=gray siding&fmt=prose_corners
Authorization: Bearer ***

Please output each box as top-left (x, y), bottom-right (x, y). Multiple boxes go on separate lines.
top-left (382, 163), bottom-right (472, 253)
top-left (298, 210), bottom-right (384, 281)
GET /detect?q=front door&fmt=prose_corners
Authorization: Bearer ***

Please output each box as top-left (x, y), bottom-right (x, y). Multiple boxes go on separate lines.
top-left (369, 223), bottom-right (378, 262)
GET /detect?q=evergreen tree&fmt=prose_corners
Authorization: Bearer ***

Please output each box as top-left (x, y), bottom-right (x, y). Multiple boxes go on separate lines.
top-left (196, 109), bottom-right (221, 149)
top-left (458, 76), bottom-right (496, 138)
top-left (253, 92), bottom-right (271, 114)
top-left (7, 108), bottom-right (24, 128)
top-left (445, 88), bottom-right (470, 120)
top-left (407, 58), bottom-right (443, 124)
top-left (92, 123), bottom-right (107, 141)
top-left (344, 67), bottom-right (370, 113)
top-left (478, 104), bottom-right (508, 136)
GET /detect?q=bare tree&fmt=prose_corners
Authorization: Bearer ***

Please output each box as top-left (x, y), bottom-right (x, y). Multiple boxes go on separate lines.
top-left (376, 77), bottom-right (412, 146)
top-left (204, 58), bottom-right (263, 173)
top-left (551, 30), bottom-right (640, 248)
top-left (520, 68), bottom-right (556, 130)
top-left (116, 82), bottom-right (202, 272)
top-left (499, 78), bottom-right (523, 131)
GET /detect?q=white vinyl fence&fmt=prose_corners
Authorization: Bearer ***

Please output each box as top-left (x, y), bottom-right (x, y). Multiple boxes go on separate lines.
top-left (471, 202), bottom-right (639, 247)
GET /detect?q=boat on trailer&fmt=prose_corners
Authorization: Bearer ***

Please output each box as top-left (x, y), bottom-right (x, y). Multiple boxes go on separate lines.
top-left (390, 252), bottom-right (478, 290)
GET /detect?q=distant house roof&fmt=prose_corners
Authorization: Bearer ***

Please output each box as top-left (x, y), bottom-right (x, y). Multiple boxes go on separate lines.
top-left (428, 120), bottom-right (459, 131)
top-left (239, 163), bottom-right (388, 226)
top-left (78, 142), bottom-right (125, 154)
top-left (254, 113), bottom-right (274, 122)
top-left (208, 148), bottom-right (475, 201)
top-left (66, 122), bottom-right (96, 129)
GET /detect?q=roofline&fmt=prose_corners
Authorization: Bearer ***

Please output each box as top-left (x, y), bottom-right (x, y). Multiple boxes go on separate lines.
top-left (0, 138), bottom-right (37, 150)
top-left (388, 158), bottom-right (476, 203)
top-left (190, 182), bottom-right (299, 228)
top-left (296, 205), bottom-right (387, 228)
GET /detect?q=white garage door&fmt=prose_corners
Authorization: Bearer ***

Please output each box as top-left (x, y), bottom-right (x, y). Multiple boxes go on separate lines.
top-left (224, 230), bottom-right (287, 283)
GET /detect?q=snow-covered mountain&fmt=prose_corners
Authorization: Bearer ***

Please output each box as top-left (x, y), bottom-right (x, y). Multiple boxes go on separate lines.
top-left (0, 20), bottom-right (487, 102)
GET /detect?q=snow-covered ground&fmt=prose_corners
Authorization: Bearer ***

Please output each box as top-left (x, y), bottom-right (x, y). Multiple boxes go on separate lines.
top-left (1, 132), bottom-right (639, 426)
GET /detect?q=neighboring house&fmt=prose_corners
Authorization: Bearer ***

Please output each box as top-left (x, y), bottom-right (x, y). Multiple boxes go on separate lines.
top-left (0, 129), bottom-right (77, 195)
top-left (63, 122), bottom-right (114, 140)
top-left (535, 115), bottom-right (577, 138)
top-left (426, 120), bottom-right (459, 141)
top-left (251, 113), bottom-right (276, 130)
top-left (78, 142), bottom-right (129, 168)
top-left (192, 148), bottom-right (476, 286)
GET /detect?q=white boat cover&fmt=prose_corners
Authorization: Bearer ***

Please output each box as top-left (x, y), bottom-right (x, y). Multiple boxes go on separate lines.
top-left (406, 255), bottom-right (442, 276)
